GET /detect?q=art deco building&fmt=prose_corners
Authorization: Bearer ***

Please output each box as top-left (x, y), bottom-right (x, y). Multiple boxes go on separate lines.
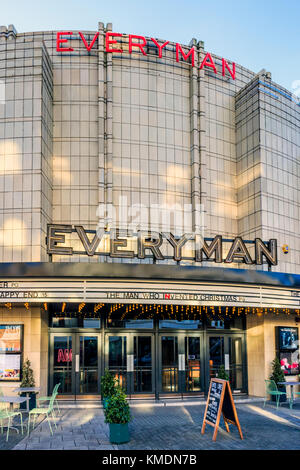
top-left (0, 23), bottom-right (299, 399)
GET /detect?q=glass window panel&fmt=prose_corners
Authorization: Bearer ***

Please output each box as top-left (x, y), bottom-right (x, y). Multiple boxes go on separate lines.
top-left (83, 319), bottom-right (100, 328)
top-left (229, 337), bottom-right (244, 391)
top-left (134, 336), bottom-right (152, 392)
top-left (159, 320), bottom-right (202, 329)
top-left (53, 336), bottom-right (72, 394)
top-left (207, 316), bottom-right (244, 330)
top-left (107, 319), bottom-right (153, 329)
top-left (209, 337), bottom-right (224, 379)
top-left (162, 336), bottom-right (178, 366)
top-left (161, 336), bottom-right (178, 392)
top-left (108, 336), bottom-right (127, 391)
top-left (185, 337), bottom-right (201, 392)
top-left (108, 336), bottom-right (127, 368)
top-left (79, 336), bottom-right (98, 394)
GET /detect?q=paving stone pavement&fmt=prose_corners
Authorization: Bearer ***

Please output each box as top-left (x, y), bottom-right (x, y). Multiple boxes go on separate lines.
top-left (4, 401), bottom-right (300, 450)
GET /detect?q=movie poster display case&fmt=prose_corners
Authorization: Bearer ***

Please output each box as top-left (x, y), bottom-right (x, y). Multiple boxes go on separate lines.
top-left (0, 324), bottom-right (23, 381)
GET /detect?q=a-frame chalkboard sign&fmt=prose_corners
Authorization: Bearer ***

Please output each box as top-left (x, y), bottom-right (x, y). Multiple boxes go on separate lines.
top-left (201, 378), bottom-right (243, 441)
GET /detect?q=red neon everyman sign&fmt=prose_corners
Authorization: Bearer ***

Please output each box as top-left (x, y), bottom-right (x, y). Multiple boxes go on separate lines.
top-left (56, 31), bottom-right (236, 80)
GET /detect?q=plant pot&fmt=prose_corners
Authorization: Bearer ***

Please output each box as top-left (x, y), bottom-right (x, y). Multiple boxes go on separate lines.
top-left (109, 423), bottom-right (130, 444)
top-left (20, 392), bottom-right (36, 410)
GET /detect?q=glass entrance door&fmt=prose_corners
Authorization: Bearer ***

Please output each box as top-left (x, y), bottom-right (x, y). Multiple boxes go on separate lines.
top-left (229, 336), bottom-right (244, 391)
top-left (105, 334), bottom-right (154, 394)
top-left (50, 333), bottom-right (101, 396)
top-left (185, 336), bottom-right (202, 392)
top-left (161, 336), bottom-right (178, 392)
top-left (134, 336), bottom-right (153, 393)
top-left (107, 335), bottom-right (127, 391)
top-left (76, 335), bottom-right (99, 394)
top-left (52, 335), bottom-right (73, 395)
top-left (207, 334), bottom-right (246, 393)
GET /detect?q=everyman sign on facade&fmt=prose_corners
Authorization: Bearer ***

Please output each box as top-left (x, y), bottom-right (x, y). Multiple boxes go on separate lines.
top-left (47, 224), bottom-right (278, 266)
top-left (56, 31), bottom-right (236, 80)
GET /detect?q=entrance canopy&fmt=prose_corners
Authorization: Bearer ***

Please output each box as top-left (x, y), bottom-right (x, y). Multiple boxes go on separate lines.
top-left (0, 263), bottom-right (299, 310)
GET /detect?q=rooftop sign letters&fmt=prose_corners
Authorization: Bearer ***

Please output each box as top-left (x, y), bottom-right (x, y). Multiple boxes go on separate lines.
top-left (56, 31), bottom-right (236, 79)
top-left (46, 224), bottom-right (278, 266)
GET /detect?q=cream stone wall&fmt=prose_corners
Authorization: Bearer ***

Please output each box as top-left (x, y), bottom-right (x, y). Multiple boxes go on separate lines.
top-left (0, 306), bottom-right (48, 397)
top-left (0, 34), bottom-right (53, 263)
top-left (1, 24), bottom-right (299, 272)
top-left (247, 313), bottom-right (300, 397)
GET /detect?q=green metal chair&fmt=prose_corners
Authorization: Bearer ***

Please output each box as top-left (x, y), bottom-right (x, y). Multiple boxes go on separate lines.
top-left (0, 403), bottom-right (24, 442)
top-left (27, 393), bottom-right (57, 436)
top-left (37, 383), bottom-right (61, 415)
top-left (264, 379), bottom-right (286, 409)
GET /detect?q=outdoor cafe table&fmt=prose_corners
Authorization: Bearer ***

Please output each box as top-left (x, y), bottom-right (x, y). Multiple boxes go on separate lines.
top-left (0, 395), bottom-right (30, 412)
top-left (278, 381), bottom-right (300, 408)
top-left (13, 387), bottom-right (40, 411)
top-left (0, 396), bottom-right (30, 433)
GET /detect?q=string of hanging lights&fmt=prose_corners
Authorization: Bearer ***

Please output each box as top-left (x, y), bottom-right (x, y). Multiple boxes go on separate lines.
top-left (3, 302), bottom-right (300, 321)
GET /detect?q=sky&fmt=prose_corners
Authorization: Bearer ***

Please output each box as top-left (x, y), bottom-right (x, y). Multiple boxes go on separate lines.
top-left (1, 0), bottom-right (299, 92)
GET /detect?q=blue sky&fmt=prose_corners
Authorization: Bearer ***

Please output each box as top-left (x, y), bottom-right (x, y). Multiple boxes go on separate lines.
top-left (1, 0), bottom-right (299, 91)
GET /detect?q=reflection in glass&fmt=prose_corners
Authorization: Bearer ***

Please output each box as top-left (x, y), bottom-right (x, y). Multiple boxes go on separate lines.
top-left (79, 336), bottom-right (98, 394)
top-left (209, 337), bottom-right (224, 379)
top-left (159, 320), bottom-right (202, 329)
top-left (207, 316), bottom-right (244, 330)
top-left (229, 337), bottom-right (243, 391)
top-left (51, 316), bottom-right (101, 328)
top-left (108, 336), bottom-right (127, 391)
top-left (53, 336), bottom-right (72, 394)
top-left (83, 319), bottom-right (100, 328)
top-left (185, 337), bottom-right (201, 391)
top-left (161, 336), bottom-right (178, 392)
top-left (134, 336), bottom-right (152, 392)
top-left (107, 319), bottom-right (153, 329)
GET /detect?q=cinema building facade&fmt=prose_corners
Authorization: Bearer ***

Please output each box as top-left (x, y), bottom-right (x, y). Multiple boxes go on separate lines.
top-left (0, 23), bottom-right (300, 400)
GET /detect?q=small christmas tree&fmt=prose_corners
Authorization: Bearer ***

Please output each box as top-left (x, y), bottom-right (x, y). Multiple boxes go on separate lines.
top-left (270, 357), bottom-right (285, 385)
top-left (21, 358), bottom-right (35, 387)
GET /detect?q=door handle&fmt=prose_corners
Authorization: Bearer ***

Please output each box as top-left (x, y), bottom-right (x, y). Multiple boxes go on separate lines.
top-left (75, 354), bottom-right (80, 373)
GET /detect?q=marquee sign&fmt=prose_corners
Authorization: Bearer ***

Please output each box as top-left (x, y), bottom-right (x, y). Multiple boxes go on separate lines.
top-left (0, 279), bottom-right (298, 308)
top-left (46, 224), bottom-right (278, 266)
top-left (56, 31), bottom-right (236, 79)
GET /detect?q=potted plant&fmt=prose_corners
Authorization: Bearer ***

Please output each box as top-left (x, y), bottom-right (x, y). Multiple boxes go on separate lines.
top-left (19, 358), bottom-right (36, 410)
top-left (104, 389), bottom-right (131, 444)
top-left (101, 369), bottom-right (118, 409)
top-left (270, 357), bottom-right (287, 402)
top-left (217, 364), bottom-right (229, 381)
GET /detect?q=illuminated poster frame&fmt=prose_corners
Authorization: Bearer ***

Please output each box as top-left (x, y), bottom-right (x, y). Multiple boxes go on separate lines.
top-left (0, 324), bottom-right (23, 382)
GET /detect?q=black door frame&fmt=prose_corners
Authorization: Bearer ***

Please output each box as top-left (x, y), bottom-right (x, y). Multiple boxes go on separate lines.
top-left (104, 332), bottom-right (156, 396)
top-left (48, 325), bottom-right (248, 398)
top-left (205, 331), bottom-right (248, 394)
top-left (158, 331), bottom-right (206, 396)
top-left (49, 330), bottom-right (101, 397)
